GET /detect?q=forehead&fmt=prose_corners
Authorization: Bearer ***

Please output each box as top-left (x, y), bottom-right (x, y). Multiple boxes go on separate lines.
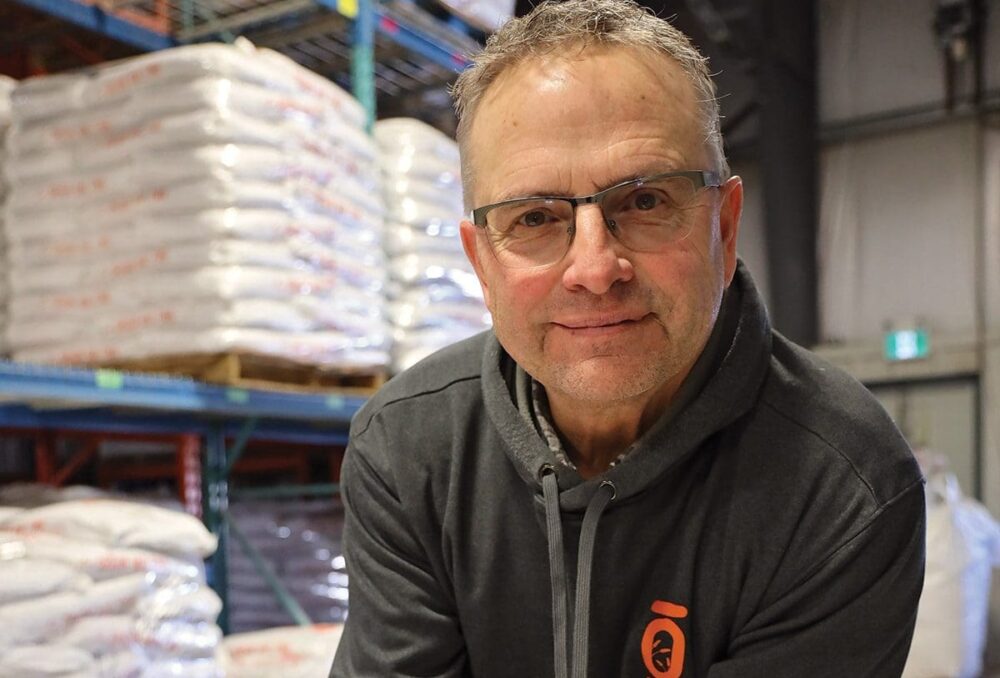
top-left (466, 45), bottom-right (707, 203)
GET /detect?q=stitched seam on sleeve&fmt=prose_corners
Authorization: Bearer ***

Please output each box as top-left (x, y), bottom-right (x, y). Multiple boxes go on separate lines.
top-left (761, 398), bottom-right (880, 505)
top-left (772, 478), bottom-right (924, 602)
top-left (353, 375), bottom-right (482, 439)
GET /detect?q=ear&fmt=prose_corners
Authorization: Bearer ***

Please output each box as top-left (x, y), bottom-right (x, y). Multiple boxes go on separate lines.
top-left (718, 176), bottom-right (743, 287)
top-left (460, 219), bottom-right (493, 308)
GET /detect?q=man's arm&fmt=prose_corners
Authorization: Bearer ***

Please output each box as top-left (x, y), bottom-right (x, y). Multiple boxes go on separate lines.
top-left (330, 429), bottom-right (468, 678)
top-left (708, 481), bottom-right (926, 678)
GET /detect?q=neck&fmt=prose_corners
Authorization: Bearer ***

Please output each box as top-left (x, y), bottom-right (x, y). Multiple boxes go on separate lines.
top-left (546, 374), bottom-right (685, 479)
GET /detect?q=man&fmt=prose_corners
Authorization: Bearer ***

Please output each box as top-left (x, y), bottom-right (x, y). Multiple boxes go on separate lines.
top-left (331, 0), bottom-right (925, 675)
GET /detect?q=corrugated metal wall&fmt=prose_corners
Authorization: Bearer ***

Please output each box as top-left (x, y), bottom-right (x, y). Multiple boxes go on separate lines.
top-left (734, 0), bottom-right (999, 514)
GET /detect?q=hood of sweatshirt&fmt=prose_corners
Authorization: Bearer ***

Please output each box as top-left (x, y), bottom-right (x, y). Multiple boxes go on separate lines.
top-left (478, 261), bottom-right (773, 678)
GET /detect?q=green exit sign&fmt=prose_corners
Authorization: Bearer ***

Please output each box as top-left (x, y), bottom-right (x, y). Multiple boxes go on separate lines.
top-left (884, 329), bottom-right (930, 361)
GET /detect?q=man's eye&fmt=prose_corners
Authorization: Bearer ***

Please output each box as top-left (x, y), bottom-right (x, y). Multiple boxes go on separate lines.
top-left (633, 192), bottom-right (660, 210)
top-left (521, 210), bottom-right (548, 227)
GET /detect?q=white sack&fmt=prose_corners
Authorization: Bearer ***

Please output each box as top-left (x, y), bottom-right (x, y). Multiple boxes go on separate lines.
top-left (0, 645), bottom-right (95, 678)
top-left (383, 220), bottom-right (464, 258)
top-left (62, 615), bottom-right (136, 657)
top-left (1, 499), bottom-right (217, 558)
top-left (7, 267), bottom-right (344, 319)
top-left (380, 152), bottom-right (460, 187)
top-left (8, 239), bottom-right (337, 295)
top-left (14, 328), bottom-right (390, 370)
top-left (0, 558), bottom-right (91, 606)
top-left (0, 530), bottom-right (204, 581)
top-left (388, 252), bottom-right (480, 288)
top-left (7, 299), bottom-right (319, 349)
top-left (903, 473), bottom-right (1000, 678)
top-left (222, 624), bottom-right (343, 678)
top-left (136, 580), bottom-right (222, 624)
top-left (6, 209), bottom-right (378, 254)
top-left (374, 118), bottom-right (460, 164)
top-left (386, 193), bottom-right (463, 227)
top-left (136, 619), bottom-right (222, 660)
top-left (0, 507), bottom-right (22, 522)
top-left (387, 299), bottom-right (491, 330)
top-left (0, 574), bottom-right (151, 649)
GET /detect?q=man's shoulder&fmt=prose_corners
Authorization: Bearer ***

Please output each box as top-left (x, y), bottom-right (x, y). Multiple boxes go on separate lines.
top-left (757, 332), bottom-right (923, 508)
top-left (350, 331), bottom-right (488, 440)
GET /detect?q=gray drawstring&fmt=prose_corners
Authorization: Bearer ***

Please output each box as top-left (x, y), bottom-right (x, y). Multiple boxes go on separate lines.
top-left (571, 480), bottom-right (615, 678)
top-left (541, 467), bottom-right (616, 678)
top-left (542, 467), bottom-right (570, 678)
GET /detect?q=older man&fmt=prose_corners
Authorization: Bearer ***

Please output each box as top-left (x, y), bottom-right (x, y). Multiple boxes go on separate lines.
top-left (331, 1), bottom-right (925, 676)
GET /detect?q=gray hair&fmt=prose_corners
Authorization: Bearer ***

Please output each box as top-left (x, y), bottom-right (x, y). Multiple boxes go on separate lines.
top-left (451, 0), bottom-right (729, 211)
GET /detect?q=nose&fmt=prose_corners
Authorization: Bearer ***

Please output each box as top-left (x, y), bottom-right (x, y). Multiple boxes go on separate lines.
top-left (561, 203), bottom-right (634, 294)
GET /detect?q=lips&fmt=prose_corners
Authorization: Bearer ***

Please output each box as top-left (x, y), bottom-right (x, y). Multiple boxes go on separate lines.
top-left (552, 312), bottom-right (650, 330)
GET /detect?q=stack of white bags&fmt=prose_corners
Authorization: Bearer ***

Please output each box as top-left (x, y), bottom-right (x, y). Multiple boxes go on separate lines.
top-left (2, 41), bottom-right (389, 370)
top-left (0, 490), bottom-right (223, 677)
top-left (0, 75), bottom-right (15, 357)
top-left (374, 118), bottom-right (490, 371)
top-left (221, 624), bottom-right (342, 678)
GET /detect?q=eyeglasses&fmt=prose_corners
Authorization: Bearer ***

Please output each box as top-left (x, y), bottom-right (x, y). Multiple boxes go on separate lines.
top-left (471, 170), bottom-right (721, 269)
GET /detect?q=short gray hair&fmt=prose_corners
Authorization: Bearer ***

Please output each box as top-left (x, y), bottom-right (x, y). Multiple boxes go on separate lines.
top-left (451, 0), bottom-right (729, 211)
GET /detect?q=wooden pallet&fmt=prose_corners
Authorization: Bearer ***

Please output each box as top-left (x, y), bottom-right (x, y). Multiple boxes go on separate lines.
top-left (100, 353), bottom-right (387, 395)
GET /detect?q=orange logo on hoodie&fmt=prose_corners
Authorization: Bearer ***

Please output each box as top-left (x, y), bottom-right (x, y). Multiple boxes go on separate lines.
top-left (641, 600), bottom-right (688, 678)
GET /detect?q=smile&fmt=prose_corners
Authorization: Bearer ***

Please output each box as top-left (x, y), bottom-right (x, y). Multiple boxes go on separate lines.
top-left (552, 313), bottom-right (651, 334)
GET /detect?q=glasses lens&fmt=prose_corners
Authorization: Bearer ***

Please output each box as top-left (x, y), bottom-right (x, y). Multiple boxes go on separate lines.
top-left (601, 175), bottom-right (700, 251)
top-left (484, 198), bottom-right (574, 268)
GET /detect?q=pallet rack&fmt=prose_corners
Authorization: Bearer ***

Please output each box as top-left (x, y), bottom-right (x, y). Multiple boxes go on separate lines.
top-left (0, 0), bottom-right (481, 631)
top-left (4, 0), bottom-right (478, 126)
top-left (0, 359), bottom-right (367, 629)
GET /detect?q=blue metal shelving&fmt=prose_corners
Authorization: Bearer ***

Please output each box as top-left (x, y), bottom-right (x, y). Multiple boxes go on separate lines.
top-left (8, 0), bottom-right (473, 68)
top-left (0, 358), bottom-right (360, 632)
top-left (8, 0), bottom-right (177, 50)
top-left (8, 0), bottom-right (475, 126)
top-left (0, 359), bottom-right (365, 426)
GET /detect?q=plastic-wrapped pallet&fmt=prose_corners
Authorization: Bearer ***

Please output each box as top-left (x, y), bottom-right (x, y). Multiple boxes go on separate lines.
top-left (902, 462), bottom-right (1000, 678)
top-left (0, 75), bottom-right (16, 358)
top-left (2, 40), bottom-right (388, 371)
top-left (227, 498), bottom-right (348, 634)
top-left (0, 487), bottom-right (224, 677)
top-left (375, 118), bottom-right (490, 372)
top-left (221, 624), bottom-right (343, 677)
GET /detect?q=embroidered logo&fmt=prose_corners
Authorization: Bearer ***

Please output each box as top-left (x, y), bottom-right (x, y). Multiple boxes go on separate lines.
top-left (641, 600), bottom-right (688, 678)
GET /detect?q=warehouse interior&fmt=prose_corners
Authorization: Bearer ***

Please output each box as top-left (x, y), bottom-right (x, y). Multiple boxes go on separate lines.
top-left (0, 0), bottom-right (998, 675)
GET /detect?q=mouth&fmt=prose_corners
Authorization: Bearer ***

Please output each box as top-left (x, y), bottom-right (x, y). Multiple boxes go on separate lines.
top-left (552, 312), bottom-right (651, 334)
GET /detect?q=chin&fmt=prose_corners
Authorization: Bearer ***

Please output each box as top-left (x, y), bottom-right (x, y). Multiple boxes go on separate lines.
top-left (545, 357), bottom-right (671, 405)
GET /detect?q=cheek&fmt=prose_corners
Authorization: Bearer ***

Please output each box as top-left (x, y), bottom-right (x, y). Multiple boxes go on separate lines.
top-left (491, 270), bottom-right (558, 320)
top-left (638, 250), bottom-right (720, 317)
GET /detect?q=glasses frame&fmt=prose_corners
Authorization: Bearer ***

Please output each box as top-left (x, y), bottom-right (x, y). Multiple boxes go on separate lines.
top-left (470, 169), bottom-right (722, 229)
top-left (469, 170), bottom-right (722, 268)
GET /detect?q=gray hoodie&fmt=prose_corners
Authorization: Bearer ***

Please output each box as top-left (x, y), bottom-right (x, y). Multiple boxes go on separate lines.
top-left (331, 263), bottom-right (925, 677)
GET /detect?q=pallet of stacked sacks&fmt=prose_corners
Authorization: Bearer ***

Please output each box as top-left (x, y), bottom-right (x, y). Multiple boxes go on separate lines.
top-left (2, 40), bottom-right (389, 380)
top-left (375, 118), bottom-right (491, 372)
top-left (0, 485), bottom-right (223, 677)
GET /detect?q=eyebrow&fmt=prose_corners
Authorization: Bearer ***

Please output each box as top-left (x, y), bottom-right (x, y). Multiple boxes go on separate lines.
top-left (492, 166), bottom-right (679, 203)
